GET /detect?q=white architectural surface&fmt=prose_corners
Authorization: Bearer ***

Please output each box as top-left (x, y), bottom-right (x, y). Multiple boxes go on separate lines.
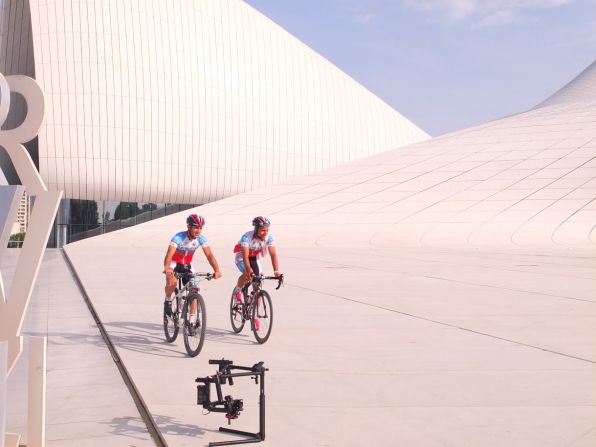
top-left (538, 59), bottom-right (596, 107)
top-left (63, 63), bottom-right (596, 445)
top-left (62, 199), bottom-right (596, 447)
top-left (0, 72), bottom-right (63, 447)
top-left (1, 0), bottom-right (429, 204)
top-left (3, 249), bottom-right (153, 447)
top-left (0, 341), bottom-right (6, 447)
top-left (1, 0), bottom-right (593, 442)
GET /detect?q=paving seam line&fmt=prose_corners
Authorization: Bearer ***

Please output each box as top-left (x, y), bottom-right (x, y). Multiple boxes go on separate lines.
top-left (61, 248), bottom-right (168, 447)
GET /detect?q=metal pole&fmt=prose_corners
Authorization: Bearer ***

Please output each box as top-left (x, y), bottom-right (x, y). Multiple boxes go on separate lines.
top-left (0, 341), bottom-right (7, 447)
top-left (27, 336), bottom-right (46, 447)
top-left (259, 371), bottom-right (265, 440)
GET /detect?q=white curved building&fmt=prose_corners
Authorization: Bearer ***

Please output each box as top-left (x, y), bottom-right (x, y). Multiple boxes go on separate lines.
top-left (0, 0), bottom-right (428, 204)
top-left (187, 59), bottom-right (595, 249)
top-left (537, 59), bottom-right (596, 107)
top-left (61, 60), bottom-right (596, 447)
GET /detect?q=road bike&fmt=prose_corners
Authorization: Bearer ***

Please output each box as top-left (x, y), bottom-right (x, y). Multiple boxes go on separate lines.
top-left (229, 275), bottom-right (283, 344)
top-left (163, 271), bottom-right (213, 357)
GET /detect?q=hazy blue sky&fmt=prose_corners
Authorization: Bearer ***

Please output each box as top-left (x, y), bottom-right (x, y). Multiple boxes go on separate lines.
top-left (245, 0), bottom-right (596, 136)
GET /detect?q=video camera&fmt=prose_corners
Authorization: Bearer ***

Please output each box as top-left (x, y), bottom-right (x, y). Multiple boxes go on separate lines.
top-left (196, 360), bottom-right (244, 422)
top-left (196, 359), bottom-right (268, 446)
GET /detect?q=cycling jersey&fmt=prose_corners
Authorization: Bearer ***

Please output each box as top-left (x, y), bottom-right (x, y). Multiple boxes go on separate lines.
top-left (169, 231), bottom-right (208, 265)
top-left (233, 231), bottom-right (274, 260)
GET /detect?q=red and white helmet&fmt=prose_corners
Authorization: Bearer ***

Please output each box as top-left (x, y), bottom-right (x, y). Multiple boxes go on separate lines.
top-left (252, 216), bottom-right (270, 228)
top-left (186, 214), bottom-right (205, 228)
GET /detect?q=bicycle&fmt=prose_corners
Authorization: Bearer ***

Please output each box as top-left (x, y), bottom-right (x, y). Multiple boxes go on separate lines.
top-left (229, 274), bottom-right (283, 344)
top-left (163, 271), bottom-right (214, 357)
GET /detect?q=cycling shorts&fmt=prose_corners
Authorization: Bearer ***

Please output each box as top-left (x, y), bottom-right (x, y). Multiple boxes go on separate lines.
top-left (235, 256), bottom-right (261, 276)
top-left (167, 263), bottom-right (193, 286)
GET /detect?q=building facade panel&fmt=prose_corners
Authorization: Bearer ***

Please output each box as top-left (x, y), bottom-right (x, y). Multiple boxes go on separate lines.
top-left (1, 0), bottom-right (429, 203)
top-left (537, 60), bottom-right (596, 108)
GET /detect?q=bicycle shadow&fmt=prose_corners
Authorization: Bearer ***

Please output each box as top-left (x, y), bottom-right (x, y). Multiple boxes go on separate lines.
top-left (23, 329), bottom-right (113, 347)
top-left (26, 320), bottom-right (260, 357)
top-left (103, 321), bottom-right (259, 356)
top-left (103, 321), bottom-right (188, 358)
top-left (205, 326), bottom-right (261, 346)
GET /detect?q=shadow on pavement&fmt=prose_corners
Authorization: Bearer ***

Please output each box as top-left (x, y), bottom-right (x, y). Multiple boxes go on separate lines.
top-left (152, 414), bottom-right (222, 437)
top-left (99, 416), bottom-right (153, 441)
top-left (26, 319), bottom-right (259, 358)
top-left (99, 414), bottom-right (220, 442)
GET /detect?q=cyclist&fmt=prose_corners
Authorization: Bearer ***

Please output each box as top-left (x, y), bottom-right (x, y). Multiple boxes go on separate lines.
top-left (164, 214), bottom-right (222, 326)
top-left (233, 216), bottom-right (282, 313)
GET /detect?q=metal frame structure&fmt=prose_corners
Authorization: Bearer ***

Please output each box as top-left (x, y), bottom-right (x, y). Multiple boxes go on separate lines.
top-left (196, 359), bottom-right (268, 446)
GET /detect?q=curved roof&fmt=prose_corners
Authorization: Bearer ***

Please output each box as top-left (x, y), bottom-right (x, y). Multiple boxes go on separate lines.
top-left (191, 95), bottom-right (596, 249)
top-left (536, 59), bottom-right (596, 108)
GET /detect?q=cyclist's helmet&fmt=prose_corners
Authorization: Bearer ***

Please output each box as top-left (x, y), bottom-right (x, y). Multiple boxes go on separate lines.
top-left (186, 214), bottom-right (205, 228)
top-left (252, 216), bottom-right (270, 228)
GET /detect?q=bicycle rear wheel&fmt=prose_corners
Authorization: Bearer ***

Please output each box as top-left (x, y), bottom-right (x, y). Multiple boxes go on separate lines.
top-left (183, 293), bottom-right (207, 357)
top-left (163, 296), bottom-right (179, 342)
top-left (252, 290), bottom-right (273, 344)
top-left (230, 289), bottom-right (246, 333)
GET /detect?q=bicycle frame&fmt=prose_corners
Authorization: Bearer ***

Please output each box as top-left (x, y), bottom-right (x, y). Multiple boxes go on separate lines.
top-left (164, 271), bottom-right (214, 355)
top-left (174, 272), bottom-right (212, 309)
top-left (233, 275), bottom-right (283, 338)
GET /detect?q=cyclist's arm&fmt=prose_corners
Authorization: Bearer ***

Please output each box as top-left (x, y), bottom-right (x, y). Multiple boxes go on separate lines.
top-left (202, 246), bottom-right (222, 279)
top-left (164, 245), bottom-right (176, 275)
top-left (268, 245), bottom-right (280, 276)
top-left (241, 245), bottom-right (253, 276)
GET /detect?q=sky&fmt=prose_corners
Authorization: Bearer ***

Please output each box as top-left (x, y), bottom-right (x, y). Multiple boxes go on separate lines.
top-left (245, 0), bottom-right (596, 136)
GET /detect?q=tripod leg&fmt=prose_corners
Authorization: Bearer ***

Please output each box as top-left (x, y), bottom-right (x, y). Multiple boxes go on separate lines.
top-left (259, 372), bottom-right (265, 440)
top-left (209, 428), bottom-right (262, 446)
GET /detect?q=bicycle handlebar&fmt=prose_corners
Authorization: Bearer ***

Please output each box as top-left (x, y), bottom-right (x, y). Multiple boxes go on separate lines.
top-left (252, 274), bottom-right (284, 290)
top-left (173, 271), bottom-right (215, 281)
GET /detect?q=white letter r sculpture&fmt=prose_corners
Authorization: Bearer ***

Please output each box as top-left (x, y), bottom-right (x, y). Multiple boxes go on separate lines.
top-left (0, 73), bottom-right (62, 447)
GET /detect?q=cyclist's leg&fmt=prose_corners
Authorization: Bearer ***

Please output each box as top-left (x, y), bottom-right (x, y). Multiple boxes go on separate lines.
top-left (249, 257), bottom-right (261, 293)
top-left (248, 258), bottom-right (263, 326)
top-left (165, 262), bottom-right (177, 295)
top-left (175, 263), bottom-right (198, 317)
top-left (235, 256), bottom-right (251, 288)
top-left (234, 257), bottom-right (251, 302)
top-left (164, 261), bottom-right (177, 315)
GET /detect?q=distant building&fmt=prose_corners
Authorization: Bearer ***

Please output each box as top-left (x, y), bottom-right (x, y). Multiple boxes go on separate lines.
top-left (11, 191), bottom-right (28, 235)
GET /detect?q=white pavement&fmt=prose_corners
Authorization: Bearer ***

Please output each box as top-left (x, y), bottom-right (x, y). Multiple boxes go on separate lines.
top-left (63, 200), bottom-right (596, 446)
top-left (3, 249), bottom-right (154, 446)
top-left (63, 64), bottom-right (596, 446)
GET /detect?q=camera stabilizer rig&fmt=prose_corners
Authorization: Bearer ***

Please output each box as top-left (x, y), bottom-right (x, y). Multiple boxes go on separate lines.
top-left (196, 359), bottom-right (268, 446)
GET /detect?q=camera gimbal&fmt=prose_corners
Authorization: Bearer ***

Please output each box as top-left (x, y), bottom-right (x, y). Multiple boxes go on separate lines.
top-left (196, 359), bottom-right (268, 446)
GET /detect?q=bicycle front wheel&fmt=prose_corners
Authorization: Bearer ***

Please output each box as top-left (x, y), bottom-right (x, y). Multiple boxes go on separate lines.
top-left (230, 289), bottom-right (246, 333)
top-left (252, 290), bottom-right (273, 344)
top-left (163, 297), bottom-right (179, 343)
top-left (183, 293), bottom-right (207, 357)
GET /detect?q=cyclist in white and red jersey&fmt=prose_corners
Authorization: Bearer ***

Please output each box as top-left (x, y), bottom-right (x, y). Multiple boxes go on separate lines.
top-left (232, 216), bottom-right (282, 302)
top-left (163, 214), bottom-right (222, 316)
